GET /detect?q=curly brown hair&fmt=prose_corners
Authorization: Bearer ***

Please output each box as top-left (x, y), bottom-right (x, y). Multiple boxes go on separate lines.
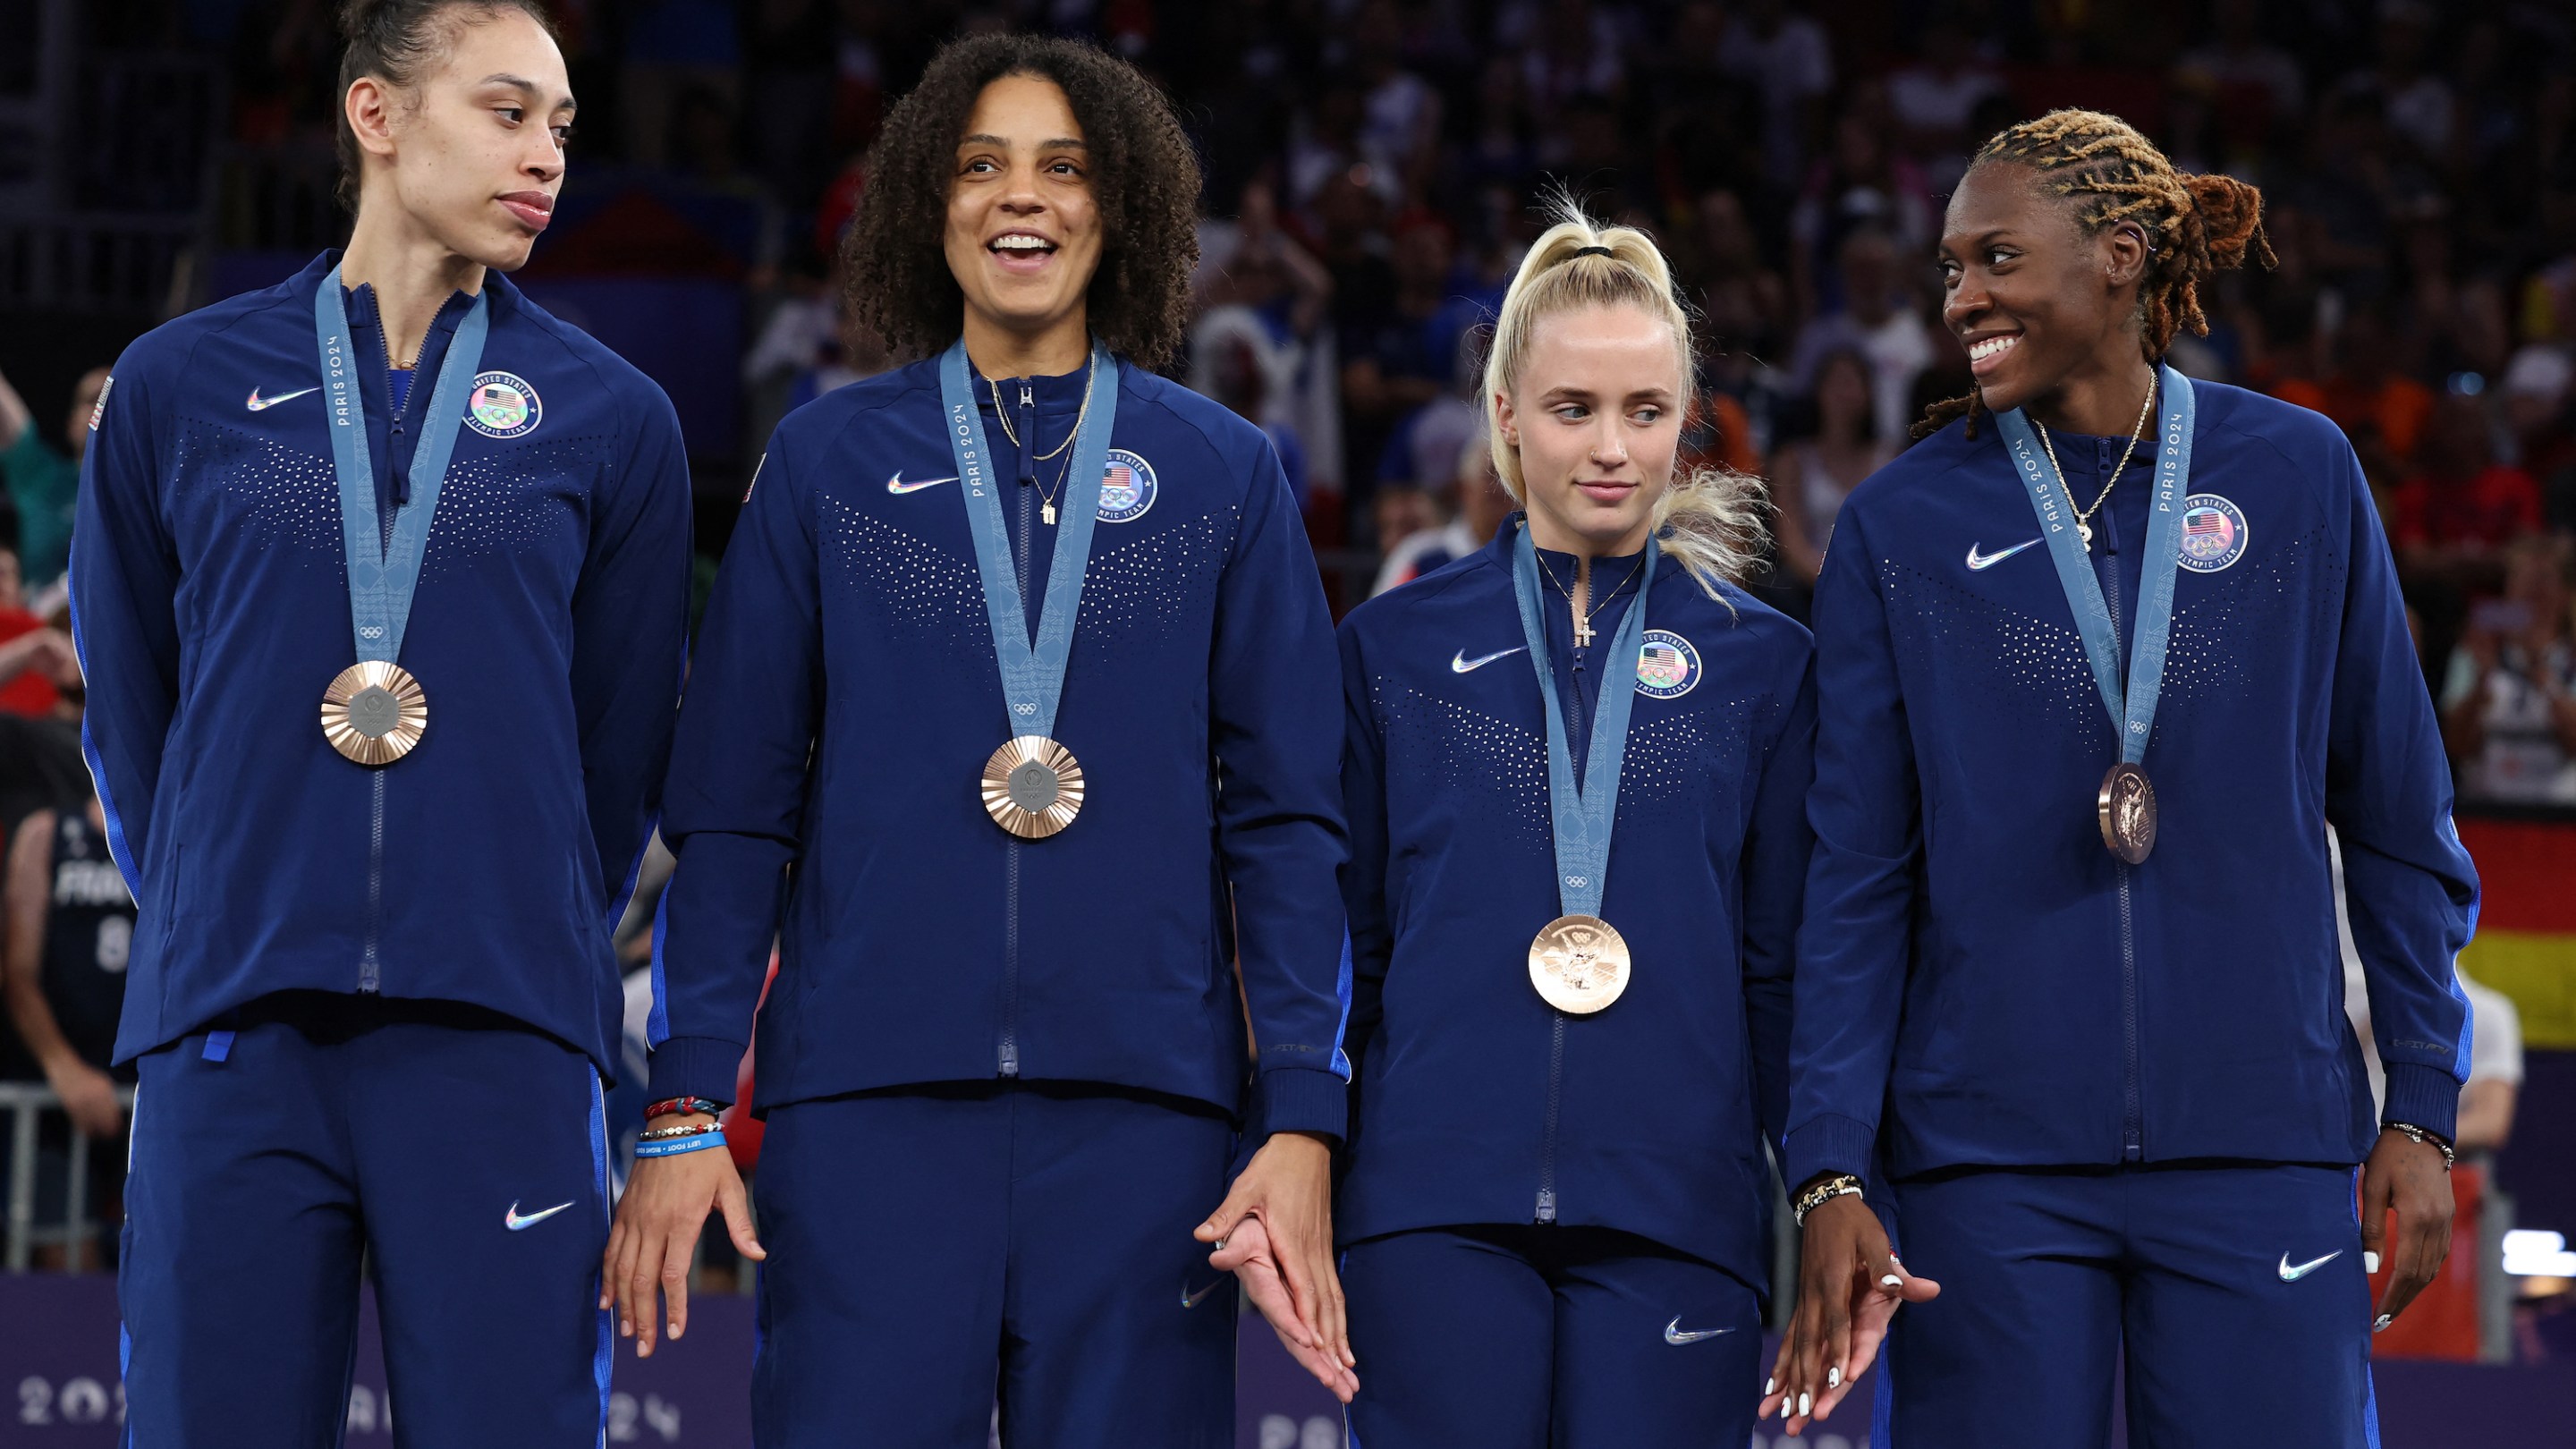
top-left (843, 34), bottom-right (1202, 371)
top-left (1917, 108), bottom-right (2276, 439)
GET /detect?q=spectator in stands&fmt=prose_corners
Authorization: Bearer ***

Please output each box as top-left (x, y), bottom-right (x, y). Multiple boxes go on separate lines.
top-left (1343, 211), bottom-right (1463, 510)
top-left (2, 790), bottom-right (134, 1269)
top-left (2394, 389), bottom-right (2546, 568)
top-left (1788, 227), bottom-right (1936, 448)
top-left (2175, 0), bottom-right (2306, 148)
top-left (2500, 344), bottom-right (2576, 525)
top-left (1371, 435), bottom-right (1514, 597)
top-left (0, 557), bottom-right (75, 721)
top-left (2275, 301), bottom-right (2436, 466)
top-left (0, 364), bottom-right (107, 597)
top-left (1717, 0), bottom-right (1833, 187)
top-left (1788, 101), bottom-right (1936, 318)
top-left (2440, 534), bottom-right (2576, 804)
top-left (1885, 15), bottom-right (2003, 192)
top-left (1771, 348), bottom-right (1894, 589)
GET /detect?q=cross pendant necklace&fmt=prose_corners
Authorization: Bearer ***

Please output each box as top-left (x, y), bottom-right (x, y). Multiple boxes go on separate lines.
top-left (1573, 615), bottom-right (1595, 648)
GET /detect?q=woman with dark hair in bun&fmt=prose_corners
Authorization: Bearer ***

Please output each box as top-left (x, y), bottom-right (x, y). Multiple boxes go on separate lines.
top-left (1766, 111), bottom-right (2479, 1445)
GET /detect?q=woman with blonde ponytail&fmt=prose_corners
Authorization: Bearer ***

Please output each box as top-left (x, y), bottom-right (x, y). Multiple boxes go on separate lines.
top-left (1331, 202), bottom-right (1813, 1447)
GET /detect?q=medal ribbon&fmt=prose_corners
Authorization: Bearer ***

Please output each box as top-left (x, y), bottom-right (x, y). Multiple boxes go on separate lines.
top-left (315, 264), bottom-right (489, 665)
top-left (1991, 362), bottom-right (2196, 767)
top-left (939, 339), bottom-right (1120, 743)
top-left (1510, 523), bottom-right (1657, 919)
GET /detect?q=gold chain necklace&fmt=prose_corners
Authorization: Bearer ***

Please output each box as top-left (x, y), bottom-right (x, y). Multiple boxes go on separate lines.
top-left (987, 361), bottom-right (1097, 523)
top-left (2032, 375), bottom-right (2157, 548)
top-left (1539, 547), bottom-right (1650, 648)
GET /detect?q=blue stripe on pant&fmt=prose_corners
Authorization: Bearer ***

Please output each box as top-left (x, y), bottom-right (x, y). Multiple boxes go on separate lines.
top-left (1340, 1224), bottom-right (1763, 1449)
top-left (1879, 1163), bottom-right (2377, 1449)
top-left (119, 997), bottom-right (611, 1446)
top-left (750, 1081), bottom-right (1238, 1449)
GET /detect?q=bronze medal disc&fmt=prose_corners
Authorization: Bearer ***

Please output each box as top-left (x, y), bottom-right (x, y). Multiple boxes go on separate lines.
top-left (1527, 914), bottom-right (1631, 1014)
top-left (981, 735), bottom-right (1085, 839)
top-left (2097, 761), bottom-right (2157, 865)
top-left (321, 660), bottom-right (428, 766)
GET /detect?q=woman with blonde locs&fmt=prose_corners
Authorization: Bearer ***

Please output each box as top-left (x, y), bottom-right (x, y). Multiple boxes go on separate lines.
top-left (1773, 110), bottom-right (2477, 1445)
top-left (1332, 199), bottom-right (1813, 1447)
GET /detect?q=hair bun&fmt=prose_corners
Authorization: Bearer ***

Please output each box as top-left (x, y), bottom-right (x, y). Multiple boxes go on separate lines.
top-left (2179, 172), bottom-right (2275, 273)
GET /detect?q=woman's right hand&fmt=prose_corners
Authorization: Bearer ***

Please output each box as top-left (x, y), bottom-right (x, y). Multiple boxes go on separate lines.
top-left (1758, 1190), bottom-right (1939, 1436)
top-left (600, 1115), bottom-right (766, 1358)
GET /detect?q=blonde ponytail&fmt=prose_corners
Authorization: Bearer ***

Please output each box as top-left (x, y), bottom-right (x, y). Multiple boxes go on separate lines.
top-left (1482, 199), bottom-right (1769, 599)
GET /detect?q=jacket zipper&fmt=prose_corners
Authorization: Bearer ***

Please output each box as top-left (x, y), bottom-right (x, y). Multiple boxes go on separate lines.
top-left (358, 314), bottom-right (417, 995)
top-left (997, 382), bottom-right (1037, 1077)
top-left (1537, 607), bottom-right (1589, 1223)
top-left (2101, 469), bottom-right (2141, 1160)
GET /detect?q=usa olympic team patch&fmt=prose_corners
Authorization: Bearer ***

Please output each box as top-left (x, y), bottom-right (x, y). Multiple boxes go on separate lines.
top-left (2176, 493), bottom-right (2248, 573)
top-left (1635, 629), bottom-right (1700, 699)
top-left (1097, 449), bottom-right (1157, 522)
top-left (464, 371), bottom-right (541, 439)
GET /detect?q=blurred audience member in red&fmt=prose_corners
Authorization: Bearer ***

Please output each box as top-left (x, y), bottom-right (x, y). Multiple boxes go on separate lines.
top-left (2393, 392), bottom-right (2543, 567)
top-left (2274, 303), bottom-right (2436, 466)
top-left (2439, 534), bottom-right (2576, 804)
top-left (0, 549), bottom-right (76, 719)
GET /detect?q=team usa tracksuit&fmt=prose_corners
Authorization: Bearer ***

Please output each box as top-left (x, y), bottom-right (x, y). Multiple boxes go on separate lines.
top-left (72, 251), bottom-right (693, 1445)
top-left (648, 355), bottom-right (1351, 1448)
top-left (1787, 382), bottom-right (2479, 1447)
top-left (1335, 520), bottom-right (1816, 1448)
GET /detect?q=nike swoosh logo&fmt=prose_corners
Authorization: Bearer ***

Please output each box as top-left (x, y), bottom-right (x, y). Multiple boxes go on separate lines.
top-left (246, 386), bottom-right (318, 411)
top-left (886, 471), bottom-right (960, 494)
top-left (504, 1199), bottom-right (576, 1232)
top-left (1451, 646), bottom-right (1528, 674)
top-left (1965, 538), bottom-right (2043, 571)
top-left (1664, 1317), bottom-right (1733, 1345)
top-left (1181, 1277), bottom-right (1225, 1309)
top-left (2278, 1250), bottom-right (2343, 1282)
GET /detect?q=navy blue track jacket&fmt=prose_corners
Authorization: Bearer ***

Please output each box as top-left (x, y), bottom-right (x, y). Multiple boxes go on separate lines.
top-left (1785, 383), bottom-right (2479, 1191)
top-left (647, 357), bottom-right (1352, 1139)
top-left (71, 251), bottom-right (694, 1074)
top-left (1336, 521), bottom-right (1814, 1284)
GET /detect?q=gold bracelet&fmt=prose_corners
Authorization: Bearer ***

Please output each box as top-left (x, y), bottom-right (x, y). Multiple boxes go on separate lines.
top-left (1792, 1174), bottom-right (1865, 1227)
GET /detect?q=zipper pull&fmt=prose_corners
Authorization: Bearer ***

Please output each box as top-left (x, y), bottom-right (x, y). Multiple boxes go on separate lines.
top-left (1016, 383), bottom-right (1037, 486)
top-left (1535, 1189), bottom-right (1557, 1223)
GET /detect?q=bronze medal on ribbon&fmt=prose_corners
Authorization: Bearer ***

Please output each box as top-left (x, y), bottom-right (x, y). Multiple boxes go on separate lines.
top-left (320, 660), bottom-right (428, 766)
top-left (981, 735), bottom-right (1085, 839)
top-left (2097, 761), bottom-right (2157, 864)
top-left (1527, 913), bottom-right (1631, 1014)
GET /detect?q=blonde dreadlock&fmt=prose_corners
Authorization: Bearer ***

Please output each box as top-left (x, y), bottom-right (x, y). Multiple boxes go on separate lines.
top-left (1916, 108), bottom-right (2276, 440)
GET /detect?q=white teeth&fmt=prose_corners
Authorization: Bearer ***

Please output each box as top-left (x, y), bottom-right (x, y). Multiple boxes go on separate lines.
top-left (992, 236), bottom-right (1052, 251)
top-left (1970, 335), bottom-right (2019, 361)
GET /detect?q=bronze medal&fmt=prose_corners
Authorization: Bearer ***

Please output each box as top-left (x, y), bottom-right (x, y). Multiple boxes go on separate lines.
top-left (1527, 914), bottom-right (1631, 1014)
top-left (2097, 761), bottom-right (2157, 864)
top-left (320, 660), bottom-right (428, 766)
top-left (981, 735), bottom-right (1085, 839)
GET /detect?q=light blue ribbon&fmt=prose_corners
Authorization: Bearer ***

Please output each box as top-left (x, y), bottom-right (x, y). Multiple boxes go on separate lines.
top-left (1510, 523), bottom-right (1657, 919)
top-left (938, 339), bottom-right (1119, 743)
top-left (1990, 362), bottom-right (2196, 767)
top-left (314, 264), bottom-right (488, 665)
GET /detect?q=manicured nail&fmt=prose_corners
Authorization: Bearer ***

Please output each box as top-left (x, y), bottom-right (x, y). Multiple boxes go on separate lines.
top-left (2363, 1251), bottom-right (2380, 1274)
top-left (1827, 1366), bottom-right (1842, 1389)
top-left (1781, 1396), bottom-right (1794, 1419)
top-left (2373, 1314), bottom-right (2394, 1334)
top-left (1880, 1274), bottom-right (1903, 1288)
top-left (1799, 1392), bottom-right (1813, 1418)
top-left (1765, 1377), bottom-right (1777, 1394)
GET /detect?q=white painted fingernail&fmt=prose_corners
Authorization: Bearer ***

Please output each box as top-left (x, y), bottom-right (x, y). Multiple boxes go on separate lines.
top-left (1798, 1392), bottom-right (1812, 1417)
top-left (2363, 1251), bottom-right (2380, 1274)
top-left (1781, 1396), bottom-right (1794, 1419)
top-left (1828, 1366), bottom-right (1842, 1389)
top-left (2373, 1314), bottom-right (2393, 1333)
top-left (1765, 1377), bottom-right (1776, 1394)
top-left (1880, 1274), bottom-right (1903, 1288)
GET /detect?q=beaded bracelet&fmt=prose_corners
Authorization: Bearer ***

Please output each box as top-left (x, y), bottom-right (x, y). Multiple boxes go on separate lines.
top-left (1792, 1173), bottom-right (1865, 1227)
top-left (638, 1121), bottom-right (724, 1143)
top-left (633, 1131), bottom-right (727, 1159)
top-left (2387, 1122), bottom-right (2455, 1170)
top-left (645, 1097), bottom-right (726, 1121)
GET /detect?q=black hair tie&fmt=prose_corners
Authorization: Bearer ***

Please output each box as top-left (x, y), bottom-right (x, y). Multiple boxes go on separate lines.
top-left (1573, 244), bottom-right (1614, 258)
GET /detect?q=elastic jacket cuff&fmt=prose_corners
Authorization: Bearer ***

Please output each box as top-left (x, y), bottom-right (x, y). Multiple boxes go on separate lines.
top-left (1255, 1063), bottom-right (1349, 1143)
top-left (644, 1035), bottom-right (746, 1111)
top-left (1784, 1113), bottom-right (1879, 1192)
top-left (2381, 1063), bottom-right (2462, 1145)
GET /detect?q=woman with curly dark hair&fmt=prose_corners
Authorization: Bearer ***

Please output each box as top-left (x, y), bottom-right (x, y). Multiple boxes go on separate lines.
top-left (609, 32), bottom-right (1358, 1445)
top-left (1767, 110), bottom-right (2478, 1445)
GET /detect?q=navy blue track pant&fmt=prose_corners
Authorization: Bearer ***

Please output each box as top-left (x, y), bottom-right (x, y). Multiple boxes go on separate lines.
top-left (1341, 1224), bottom-right (1763, 1449)
top-left (121, 995), bottom-right (610, 1447)
top-left (1880, 1164), bottom-right (2378, 1448)
top-left (750, 1081), bottom-right (1239, 1449)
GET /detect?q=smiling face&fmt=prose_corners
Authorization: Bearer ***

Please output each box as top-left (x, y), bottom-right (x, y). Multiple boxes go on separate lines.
top-left (943, 73), bottom-right (1104, 354)
top-left (1495, 301), bottom-right (1686, 557)
top-left (1937, 163), bottom-right (2148, 416)
top-left (346, 7), bottom-right (573, 272)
